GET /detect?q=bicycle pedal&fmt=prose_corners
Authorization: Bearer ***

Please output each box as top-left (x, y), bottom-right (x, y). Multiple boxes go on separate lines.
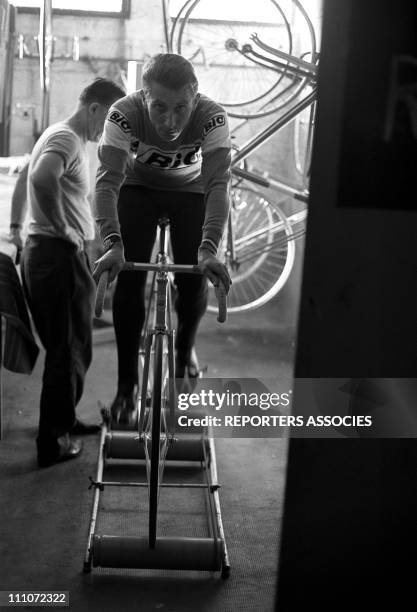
top-left (185, 364), bottom-right (206, 379)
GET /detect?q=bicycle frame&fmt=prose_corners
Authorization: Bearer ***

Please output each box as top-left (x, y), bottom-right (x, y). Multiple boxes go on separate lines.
top-left (231, 87), bottom-right (317, 201)
top-left (220, 41), bottom-right (317, 310)
top-left (227, 31), bottom-right (318, 198)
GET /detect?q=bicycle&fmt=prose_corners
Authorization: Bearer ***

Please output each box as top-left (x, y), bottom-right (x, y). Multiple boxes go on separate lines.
top-left (85, 218), bottom-right (230, 576)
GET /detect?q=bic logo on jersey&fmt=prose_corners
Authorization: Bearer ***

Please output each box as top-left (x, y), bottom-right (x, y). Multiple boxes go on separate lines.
top-left (203, 114), bottom-right (225, 136)
top-left (137, 144), bottom-right (202, 169)
top-left (107, 110), bottom-right (131, 133)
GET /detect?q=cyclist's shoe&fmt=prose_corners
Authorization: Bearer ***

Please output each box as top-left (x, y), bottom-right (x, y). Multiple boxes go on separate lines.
top-left (110, 387), bottom-right (138, 429)
top-left (175, 347), bottom-right (206, 393)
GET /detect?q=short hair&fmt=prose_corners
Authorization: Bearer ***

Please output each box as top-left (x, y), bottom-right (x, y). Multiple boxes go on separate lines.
top-left (79, 78), bottom-right (125, 106)
top-left (142, 53), bottom-right (198, 95)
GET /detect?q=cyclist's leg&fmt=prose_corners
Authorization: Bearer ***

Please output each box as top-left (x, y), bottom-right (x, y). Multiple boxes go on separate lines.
top-left (112, 186), bottom-right (159, 405)
top-left (167, 191), bottom-right (208, 375)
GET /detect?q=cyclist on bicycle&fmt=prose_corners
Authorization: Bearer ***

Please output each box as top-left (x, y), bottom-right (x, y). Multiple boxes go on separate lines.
top-left (93, 53), bottom-right (232, 417)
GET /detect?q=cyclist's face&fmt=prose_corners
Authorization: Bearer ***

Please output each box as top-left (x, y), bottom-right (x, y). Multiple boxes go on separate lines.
top-left (145, 81), bottom-right (197, 141)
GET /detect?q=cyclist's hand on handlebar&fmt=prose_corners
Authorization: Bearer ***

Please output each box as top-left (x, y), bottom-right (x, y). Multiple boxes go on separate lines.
top-left (198, 248), bottom-right (232, 294)
top-left (93, 242), bottom-right (125, 284)
top-left (9, 227), bottom-right (24, 251)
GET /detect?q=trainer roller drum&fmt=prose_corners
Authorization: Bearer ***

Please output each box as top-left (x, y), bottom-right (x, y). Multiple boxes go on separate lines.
top-left (92, 535), bottom-right (223, 571)
top-left (105, 431), bottom-right (206, 462)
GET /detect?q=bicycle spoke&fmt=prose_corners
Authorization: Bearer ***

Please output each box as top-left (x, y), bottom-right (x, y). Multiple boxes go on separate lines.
top-left (208, 184), bottom-right (301, 312)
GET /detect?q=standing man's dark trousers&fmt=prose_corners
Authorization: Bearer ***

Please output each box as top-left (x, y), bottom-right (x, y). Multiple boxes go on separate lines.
top-left (21, 236), bottom-right (95, 455)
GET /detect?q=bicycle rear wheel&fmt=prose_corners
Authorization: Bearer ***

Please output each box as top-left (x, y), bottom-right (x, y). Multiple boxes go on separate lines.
top-left (145, 332), bottom-right (171, 548)
top-left (207, 186), bottom-right (295, 313)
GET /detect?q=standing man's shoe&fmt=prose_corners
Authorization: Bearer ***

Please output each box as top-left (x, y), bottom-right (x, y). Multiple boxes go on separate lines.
top-left (37, 433), bottom-right (83, 468)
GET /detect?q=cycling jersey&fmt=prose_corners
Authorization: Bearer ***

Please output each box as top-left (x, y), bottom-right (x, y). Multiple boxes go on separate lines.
top-left (95, 90), bottom-right (232, 252)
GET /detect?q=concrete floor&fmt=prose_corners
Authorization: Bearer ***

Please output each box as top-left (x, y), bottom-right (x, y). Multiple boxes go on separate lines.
top-left (0, 170), bottom-right (301, 611)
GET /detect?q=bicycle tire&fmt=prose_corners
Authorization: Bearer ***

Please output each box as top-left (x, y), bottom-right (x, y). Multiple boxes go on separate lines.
top-left (207, 186), bottom-right (295, 313)
top-left (174, 0), bottom-right (317, 118)
top-left (148, 332), bottom-right (165, 549)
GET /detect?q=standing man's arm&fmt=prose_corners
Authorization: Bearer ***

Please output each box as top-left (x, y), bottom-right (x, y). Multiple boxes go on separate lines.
top-left (93, 107), bottom-right (132, 282)
top-left (30, 151), bottom-right (83, 250)
top-left (9, 161), bottom-right (29, 251)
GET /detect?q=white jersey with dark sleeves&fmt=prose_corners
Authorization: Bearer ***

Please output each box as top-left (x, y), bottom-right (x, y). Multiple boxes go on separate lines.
top-left (98, 91), bottom-right (231, 192)
top-left (95, 91), bottom-right (232, 248)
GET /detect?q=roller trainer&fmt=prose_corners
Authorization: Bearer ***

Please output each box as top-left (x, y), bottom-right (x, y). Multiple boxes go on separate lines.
top-left (84, 215), bottom-right (230, 577)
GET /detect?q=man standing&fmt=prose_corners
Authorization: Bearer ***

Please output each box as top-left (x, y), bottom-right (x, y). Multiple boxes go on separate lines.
top-left (93, 54), bottom-right (231, 421)
top-left (19, 78), bottom-right (125, 467)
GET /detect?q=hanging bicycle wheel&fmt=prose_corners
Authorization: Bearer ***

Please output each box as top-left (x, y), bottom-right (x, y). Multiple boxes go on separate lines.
top-left (173, 0), bottom-right (317, 118)
top-left (207, 186), bottom-right (295, 313)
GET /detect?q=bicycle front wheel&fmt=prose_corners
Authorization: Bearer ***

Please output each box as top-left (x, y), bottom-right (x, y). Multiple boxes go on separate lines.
top-left (207, 187), bottom-right (296, 313)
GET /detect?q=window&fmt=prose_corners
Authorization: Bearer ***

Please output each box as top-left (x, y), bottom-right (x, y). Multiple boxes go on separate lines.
top-left (9, 0), bottom-right (130, 18)
top-left (169, 0), bottom-right (280, 23)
